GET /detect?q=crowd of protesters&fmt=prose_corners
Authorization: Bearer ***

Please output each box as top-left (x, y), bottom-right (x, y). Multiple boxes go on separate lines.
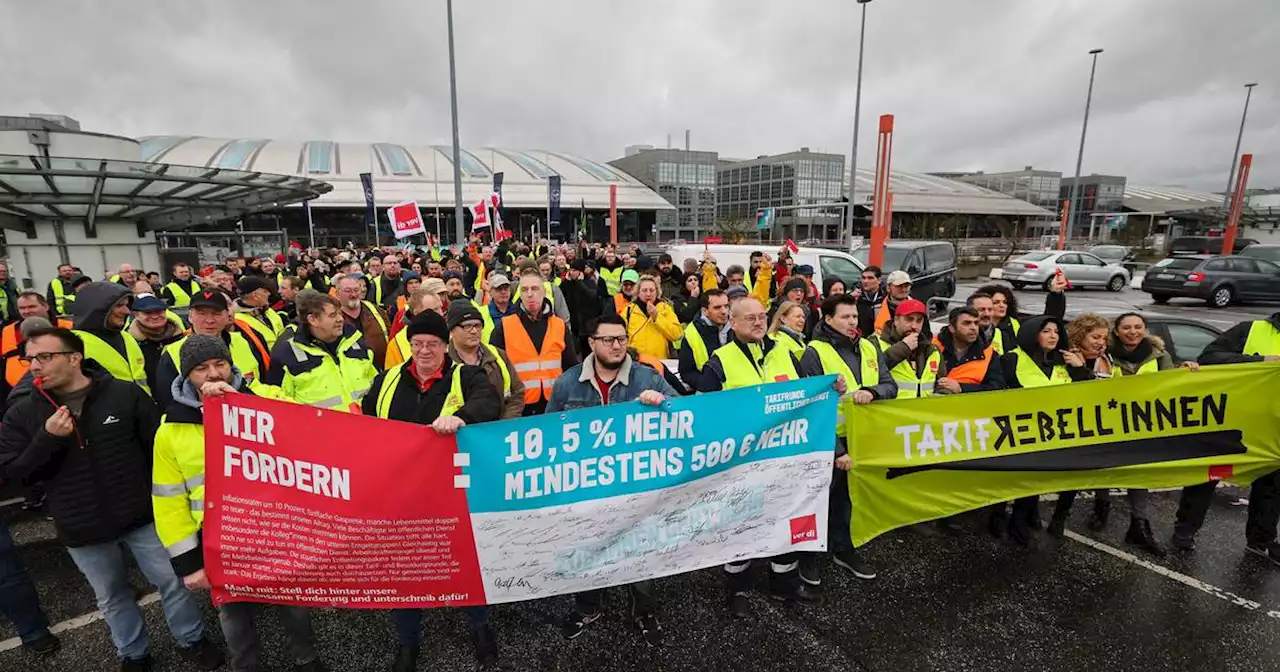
top-left (0, 235), bottom-right (1277, 671)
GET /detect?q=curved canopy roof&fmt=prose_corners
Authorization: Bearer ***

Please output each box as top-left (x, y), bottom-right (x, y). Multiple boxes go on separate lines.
top-left (1122, 185), bottom-right (1222, 214)
top-left (846, 168), bottom-right (1056, 218)
top-left (0, 154), bottom-right (331, 232)
top-left (140, 136), bottom-right (674, 212)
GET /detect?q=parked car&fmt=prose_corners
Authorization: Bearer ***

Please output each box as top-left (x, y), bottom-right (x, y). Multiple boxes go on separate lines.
top-left (999, 250), bottom-right (1130, 292)
top-left (1087, 244), bottom-right (1135, 264)
top-left (1167, 236), bottom-right (1257, 257)
top-left (1240, 243), bottom-right (1280, 263)
top-left (926, 298), bottom-right (1222, 364)
top-left (1141, 254), bottom-right (1280, 308)
top-left (851, 240), bottom-right (957, 300)
top-left (664, 243), bottom-right (864, 294)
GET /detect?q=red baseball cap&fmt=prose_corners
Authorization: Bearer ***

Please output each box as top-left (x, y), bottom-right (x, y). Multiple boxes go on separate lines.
top-left (894, 298), bottom-right (927, 318)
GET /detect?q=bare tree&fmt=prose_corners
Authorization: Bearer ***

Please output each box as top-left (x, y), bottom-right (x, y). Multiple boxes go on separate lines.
top-left (713, 217), bottom-right (756, 244)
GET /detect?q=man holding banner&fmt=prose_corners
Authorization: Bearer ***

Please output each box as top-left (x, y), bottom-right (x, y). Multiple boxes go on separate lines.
top-left (360, 311), bottom-right (504, 671)
top-left (798, 293), bottom-right (895, 585)
top-left (547, 312), bottom-right (677, 645)
top-left (700, 297), bottom-right (840, 615)
top-left (1175, 312), bottom-right (1280, 564)
top-left (152, 335), bottom-right (319, 672)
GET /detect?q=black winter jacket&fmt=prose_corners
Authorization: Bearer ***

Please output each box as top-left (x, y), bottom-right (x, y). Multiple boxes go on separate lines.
top-left (0, 364), bottom-right (161, 546)
top-left (361, 359), bottom-right (501, 426)
top-left (1199, 312), bottom-right (1280, 364)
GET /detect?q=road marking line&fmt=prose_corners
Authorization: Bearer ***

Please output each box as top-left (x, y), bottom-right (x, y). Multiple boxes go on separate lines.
top-left (1064, 530), bottom-right (1280, 621)
top-left (0, 497), bottom-right (24, 508)
top-left (0, 592), bottom-right (161, 653)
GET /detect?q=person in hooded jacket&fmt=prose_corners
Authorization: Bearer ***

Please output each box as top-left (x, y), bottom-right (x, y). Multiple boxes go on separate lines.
top-left (1174, 310), bottom-right (1280, 565)
top-left (71, 281), bottom-right (151, 395)
top-left (999, 315), bottom-right (1093, 546)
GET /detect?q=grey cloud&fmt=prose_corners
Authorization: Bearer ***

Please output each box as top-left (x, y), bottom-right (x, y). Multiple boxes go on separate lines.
top-left (2, 0), bottom-right (1276, 191)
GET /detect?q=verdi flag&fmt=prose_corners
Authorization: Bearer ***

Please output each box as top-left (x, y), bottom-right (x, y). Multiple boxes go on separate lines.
top-left (548, 175), bottom-right (562, 229)
top-left (491, 172), bottom-right (505, 230)
top-left (845, 362), bottom-right (1280, 547)
top-left (359, 172), bottom-right (376, 232)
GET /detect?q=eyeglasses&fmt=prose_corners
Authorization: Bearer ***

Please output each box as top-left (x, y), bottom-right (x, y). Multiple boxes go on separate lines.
top-left (456, 322), bottom-right (483, 333)
top-left (21, 351), bottom-right (74, 364)
top-left (410, 340), bottom-right (447, 351)
top-left (590, 335), bottom-right (628, 347)
top-left (738, 314), bottom-right (768, 324)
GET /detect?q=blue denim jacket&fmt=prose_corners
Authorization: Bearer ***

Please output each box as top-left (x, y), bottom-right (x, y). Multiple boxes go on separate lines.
top-left (546, 355), bottom-right (678, 412)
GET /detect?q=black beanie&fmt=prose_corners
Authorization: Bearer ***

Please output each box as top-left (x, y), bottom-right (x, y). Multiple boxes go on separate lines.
top-left (406, 311), bottom-right (450, 343)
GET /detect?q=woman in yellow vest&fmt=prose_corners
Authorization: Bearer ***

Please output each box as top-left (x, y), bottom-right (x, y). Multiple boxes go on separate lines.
top-left (618, 276), bottom-right (682, 360)
top-left (767, 300), bottom-right (808, 357)
top-left (1000, 314), bottom-right (1093, 546)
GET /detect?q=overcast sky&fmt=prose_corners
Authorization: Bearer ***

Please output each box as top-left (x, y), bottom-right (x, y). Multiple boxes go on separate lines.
top-left (3, 0), bottom-right (1277, 191)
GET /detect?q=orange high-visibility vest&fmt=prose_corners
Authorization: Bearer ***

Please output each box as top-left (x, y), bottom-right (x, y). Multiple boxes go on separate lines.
top-left (941, 344), bottom-right (996, 385)
top-left (2, 319), bottom-right (74, 386)
top-left (501, 314), bottom-right (565, 405)
top-left (873, 298), bottom-right (893, 333)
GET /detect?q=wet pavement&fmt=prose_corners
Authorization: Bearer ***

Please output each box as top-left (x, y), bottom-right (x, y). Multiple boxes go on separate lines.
top-left (3, 484), bottom-right (1278, 672)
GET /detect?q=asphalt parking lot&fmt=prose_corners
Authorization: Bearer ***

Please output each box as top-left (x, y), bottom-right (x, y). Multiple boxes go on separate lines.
top-left (3, 484), bottom-right (1279, 672)
top-left (2, 286), bottom-right (1277, 672)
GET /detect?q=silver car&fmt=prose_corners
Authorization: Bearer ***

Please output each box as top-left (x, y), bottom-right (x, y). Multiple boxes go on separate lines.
top-left (999, 250), bottom-right (1130, 292)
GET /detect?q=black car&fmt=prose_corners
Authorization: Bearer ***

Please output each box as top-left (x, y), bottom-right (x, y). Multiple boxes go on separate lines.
top-left (1240, 243), bottom-right (1280, 264)
top-left (1140, 254), bottom-right (1280, 308)
top-left (926, 298), bottom-right (1222, 365)
top-left (1087, 244), bottom-right (1135, 264)
top-left (852, 240), bottom-right (957, 300)
top-left (1167, 236), bottom-right (1257, 257)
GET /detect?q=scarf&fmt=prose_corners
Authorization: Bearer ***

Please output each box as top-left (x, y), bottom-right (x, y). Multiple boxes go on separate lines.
top-left (1108, 337), bottom-right (1153, 365)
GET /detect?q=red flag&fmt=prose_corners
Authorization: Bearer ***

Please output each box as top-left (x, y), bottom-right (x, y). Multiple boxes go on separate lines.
top-left (471, 200), bottom-right (490, 230)
top-left (785, 238), bottom-right (799, 254)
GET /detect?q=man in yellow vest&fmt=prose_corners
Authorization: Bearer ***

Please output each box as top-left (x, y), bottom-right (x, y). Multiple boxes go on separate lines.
top-left (797, 293), bottom-right (896, 590)
top-left (151, 289), bottom-right (271, 413)
top-left (384, 289), bottom-right (443, 369)
top-left (161, 263), bottom-right (203, 308)
top-left (261, 289), bottom-right (377, 412)
top-left (360, 311), bottom-right (503, 671)
top-left (151, 335), bottom-right (317, 671)
top-left (596, 247), bottom-right (625, 297)
top-left (1174, 312), bottom-right (1280, 564)
top-left (869, 298), bottom-right (939, 399)
top-left (46, 263), bottom-right (77, 316)
top-left (233, 277), bottom-right (286, 349)
top-left (699, 297), bottom-right (841, 617)
top-left (680, 289), bottom-right (730, 393)
top-left (446, 300), bottom-right (524, 419)
top-left (70, 282), bottom-right (150, 394)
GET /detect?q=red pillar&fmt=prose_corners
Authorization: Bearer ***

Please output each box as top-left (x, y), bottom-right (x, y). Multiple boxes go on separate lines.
top-left (868, 114), bottom-right (895, 268)
top-left (1221, 154), bottom-right (1252, 255)
top-left (609, 183), bottom-right (618, 246)
top-left (1057, 200), bottom-right (1070, 250)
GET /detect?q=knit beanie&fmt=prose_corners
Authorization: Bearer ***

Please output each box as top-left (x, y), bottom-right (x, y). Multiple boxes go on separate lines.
top-left (179, 335), bottom-right (231, 379)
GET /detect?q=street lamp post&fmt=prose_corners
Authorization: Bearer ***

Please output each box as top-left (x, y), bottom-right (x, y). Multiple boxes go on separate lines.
top-left (843, 0), bottom-right (872, 251)
top-left (1064, 48), bottom-right (1103, 245)
top-left (1221, 82), bottom-right (1259, 212)
top-left (446, 0), bottom-right (466, 244)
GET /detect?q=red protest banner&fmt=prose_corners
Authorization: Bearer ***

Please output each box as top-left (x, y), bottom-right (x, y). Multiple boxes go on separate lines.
top-left (388, 201), bottom-right (426, 240)
top-left (203, 395), bottom-right (485, 609)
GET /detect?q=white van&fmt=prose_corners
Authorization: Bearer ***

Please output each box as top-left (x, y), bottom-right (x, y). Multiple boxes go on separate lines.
top-left (664, 243), bottom-right (866, 293)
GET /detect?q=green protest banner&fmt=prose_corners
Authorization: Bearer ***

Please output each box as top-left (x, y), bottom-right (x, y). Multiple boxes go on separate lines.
top-left (846, 362), bottom-right (1280, 547)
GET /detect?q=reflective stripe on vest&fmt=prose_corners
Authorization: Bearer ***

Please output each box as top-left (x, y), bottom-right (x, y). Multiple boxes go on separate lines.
top-left (235, 310), bottom-right (285, 349)
top-left (1013, 353), bottom-right (1070, 388)
top-left (1243, 321), bottom-right (1280, 357)
top-left (712, 338), bottom-right (800, 391)
top-left (502, 314), bottom-right (566, 404)
top-left (374, 364), bottom-right (465, 419)
top-left (599, 267), bottom-right (623, 296)
top-left (74, 330), bottom-right (151, 395)
top-left (806, 338), bottom-right (879, 436)
top-left (873, 337), bottom-right (939, 399)
top-left (684, 322), bottom-right (711, 370)
top-left (284, 332), bottom-right (376, 412)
